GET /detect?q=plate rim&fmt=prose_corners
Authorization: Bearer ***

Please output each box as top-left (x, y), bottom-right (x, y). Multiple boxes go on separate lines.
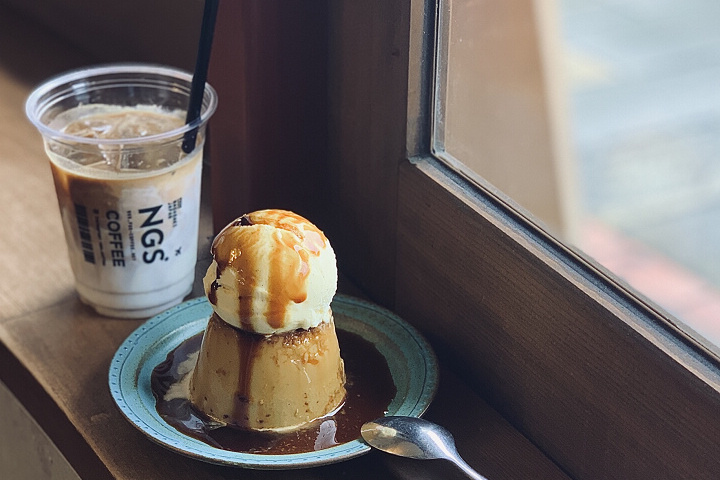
top-left (108, 294), bottom-right (438, 469)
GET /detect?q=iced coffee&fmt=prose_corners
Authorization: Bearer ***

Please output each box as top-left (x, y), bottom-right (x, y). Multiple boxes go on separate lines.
top-left (26, 65), bottom-right (217, 318)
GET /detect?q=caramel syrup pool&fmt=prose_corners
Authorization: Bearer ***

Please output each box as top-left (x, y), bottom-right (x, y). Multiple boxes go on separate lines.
top-left (151, 326), bottom-right (396, 455)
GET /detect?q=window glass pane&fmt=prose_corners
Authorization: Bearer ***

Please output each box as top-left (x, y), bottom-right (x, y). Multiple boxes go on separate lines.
top-left (434, 0), bottom-right (720, 349)
top-left (433, 0), bottom-right (573, 237)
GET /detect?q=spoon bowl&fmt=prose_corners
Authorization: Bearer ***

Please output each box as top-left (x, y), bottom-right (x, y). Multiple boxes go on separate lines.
top-left (361, 416), bottom-right (488, 480)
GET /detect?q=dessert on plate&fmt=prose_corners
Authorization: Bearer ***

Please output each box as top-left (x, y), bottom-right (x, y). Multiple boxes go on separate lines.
top-left (189, 209), bottom-right (346, 432)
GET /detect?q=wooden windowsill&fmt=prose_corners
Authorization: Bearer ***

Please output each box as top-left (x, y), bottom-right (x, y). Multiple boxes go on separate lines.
top-left (0, 6), bottom-right (569, 479)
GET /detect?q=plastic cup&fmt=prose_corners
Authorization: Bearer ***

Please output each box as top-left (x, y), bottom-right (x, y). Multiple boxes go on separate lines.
top-left (26, 64), bottom-right (218, 318)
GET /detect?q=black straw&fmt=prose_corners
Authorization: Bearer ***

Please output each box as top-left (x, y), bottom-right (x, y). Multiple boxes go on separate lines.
top-left (182, 0), bottom-right (220, 153)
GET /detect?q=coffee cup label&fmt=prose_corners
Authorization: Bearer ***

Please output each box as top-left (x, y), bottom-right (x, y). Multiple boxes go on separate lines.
top-left (51, 152), bottom-right (202, 306)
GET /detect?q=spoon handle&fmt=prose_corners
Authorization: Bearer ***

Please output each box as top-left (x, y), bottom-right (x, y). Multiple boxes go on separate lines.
top-left (450, 455), bottom-right (489, 480)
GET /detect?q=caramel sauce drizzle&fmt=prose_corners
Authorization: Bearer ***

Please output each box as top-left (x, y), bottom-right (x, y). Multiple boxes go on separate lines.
top-left (209, 210), bottom-right (329, 330)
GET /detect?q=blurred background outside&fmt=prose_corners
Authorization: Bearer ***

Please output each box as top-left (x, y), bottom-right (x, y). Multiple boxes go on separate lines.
top-left (562, 0), bottom-right (720, 346)
top-left (439, 0), bottom-right (720, 348)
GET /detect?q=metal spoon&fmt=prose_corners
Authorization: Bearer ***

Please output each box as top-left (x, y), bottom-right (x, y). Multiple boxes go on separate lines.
top-left (361, 416), bottom-right (488, 480)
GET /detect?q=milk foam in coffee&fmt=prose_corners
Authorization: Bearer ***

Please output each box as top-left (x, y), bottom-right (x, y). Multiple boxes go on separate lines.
top-left (47, 105), bottom-right (203, 317)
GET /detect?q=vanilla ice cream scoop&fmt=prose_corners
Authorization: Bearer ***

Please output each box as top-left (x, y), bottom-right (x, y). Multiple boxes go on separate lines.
top-left (203, 209), bottom-right (338, 334)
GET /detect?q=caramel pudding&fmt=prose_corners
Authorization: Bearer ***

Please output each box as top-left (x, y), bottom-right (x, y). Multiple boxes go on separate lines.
top-left (189, 210), bottom-right (346, 432)
top-left (191, 313), bottom-right (346, 431)
top-left (151, 323), bottom-right (396, 455)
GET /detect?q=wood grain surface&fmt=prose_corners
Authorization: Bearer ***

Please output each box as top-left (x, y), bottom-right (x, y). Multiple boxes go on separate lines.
top-left (394, 158), bottom-right (720, 480)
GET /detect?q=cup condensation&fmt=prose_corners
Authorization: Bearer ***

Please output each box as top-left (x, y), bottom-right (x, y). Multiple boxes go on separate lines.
top-left (26, 64), bottom-right (218, 318)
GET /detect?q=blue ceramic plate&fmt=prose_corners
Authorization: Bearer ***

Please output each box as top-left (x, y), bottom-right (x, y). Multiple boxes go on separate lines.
top-left (109, 294), bottom-right (438, 469)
